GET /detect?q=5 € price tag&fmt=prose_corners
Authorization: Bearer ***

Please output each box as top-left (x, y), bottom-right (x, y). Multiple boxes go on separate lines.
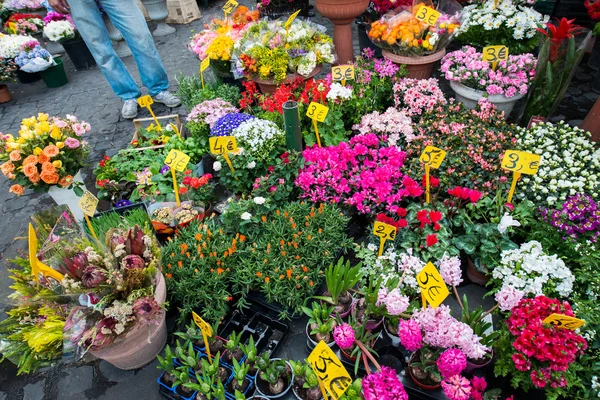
top-left (222, 0), bottom-right (238, 14)
top-left (502, 150), bottom-right (541, 175)
top-left (137, 95), bottom-right (154, 108)
top-left (285, 9), bottom-right (301, 28)
top-left (164, 149), bottom-right (190, 172)
top-left (308, 341), bottom-right (352, 399)
top-left (417, 262), bottom-right (449, 308)
top-left (209, 136), bottom-right (238, 155)
top-left (373, 221), bottom-right (397, 241)
top-left (331, 65), bottom-right (355, 82)
top-left (543, 313), bottom-right (585, 330)
top-left (419, 146), bottom-right (447, 169)
top-left (482, 45), bottom-right (509, 63)
top-left (306, 102), bottom-right (329, 123)
top-left (192, 311), bottom-right (213, 337)
top-left (79, 191), bottom-right (99, 217)
top-left (415, 5), bottom-right (440, 26)
top-left (200, 58), bottom-right (210, 73)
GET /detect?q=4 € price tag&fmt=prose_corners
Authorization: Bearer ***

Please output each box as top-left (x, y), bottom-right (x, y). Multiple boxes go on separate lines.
top-left (209, 136), bottom-right (238, 155)
top-left (306, 102), bottom-right (329, 123)
top-left (331, 65), bottom-right (355, 82)
top-left (192, 311), bottom-right (213, 337)
top-left (502, 150), bottom-right (541, 175)
top-left (417, 262), bottom-right (449, 308)
top-left (308, 341), bottom-right (352, 399)
top-left (419, 146), bottom-right (446, 169)
top-left (543, 313), bottom-right (585, 330)
top-left (164, 149), bottom-right (190, 172)
top-left (415, 5), bottom-right (440, 26)
top-left (78, 191), bottom-right (99, 217)
top-left (137, 95), bottom-right (154, 108)
top-left (222, 0), bottom-right (238, 14)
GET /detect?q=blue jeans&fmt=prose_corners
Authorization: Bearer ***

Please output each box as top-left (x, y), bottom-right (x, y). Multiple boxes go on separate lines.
top-left (66, 0), bottom-right (169, 100)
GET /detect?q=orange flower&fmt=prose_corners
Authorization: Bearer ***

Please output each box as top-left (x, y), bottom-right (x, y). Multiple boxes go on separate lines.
top-left (57, 176), bottom-right (70, 187)
top-left (309, 281), bottom-right (314, 286)
top-left (286, 269), bottom-right (293, 279)
top-left (40, 171), bottom-right (59, 184)
top-left (22, 155), bottom-right (38, 166)
top-left (256, 272), bottom-right (262, 277)
top-left (29, 173), bottom-right (40, 184)
top-left (284, 211), bottom-right (289, 217)
top-left (171, 252), bottom-right (175, 257)
top-left (166, 273), bottom-right (173, 279)
top-left (217, 267), bottom-right (224, 274)
top-left (305, 222), bottom-right (309, 227)
top-left (291, 223), bottom-right (297, 229)
top-left (281, 251), bottom-right (286, 256)
top-left (318, 228), bottom-right (323, 233)
top-left (194, 268), bottom-right (198, 273)
top-left (38, 153), bottom-right (50, 164)
top-left (279, 239), bottom-right (285, 246)
top-left (9, 184), bottom-right (24, 196)
top-left (295, 255), bottom-right (301, 260)
top-left (279, 274), bottom-right (284, 279)
top-left (9, 150), bottom-right (21, 162)
top-left (307, 235), bottom-right (312, 240)
top-left (180, 243), bottom-right (189, 254)
top-left (223, 250), bottom-right (229, 258)
top-left (265, 277), bottom-right (270, 283)
top-left (263, 258), bottom-right (268, 263)
top-left (310, 212), bottom-right (315, 218)
top-left (43, 145), bottom-right (59, 158)
top-left (167, 264), bottom-right (172, 269)
top-left (178, 261), bottom-right (183, 268)
top-left (302, 266), bottom-right (308, 273)
top-left (275, 210), bottom-right (280, 215)
top-left (0, 161), bottom-right (15, 176)
top-left (261, 216), bottom-right (267, 223)
top-left (23, 163), bottom-right (38, 177)
top-left (195, 233), bottom-right (202, 241)
top-left (239, 235), bottom-right (246, 242)
top-left (41, 162), bottom-right (55, 173)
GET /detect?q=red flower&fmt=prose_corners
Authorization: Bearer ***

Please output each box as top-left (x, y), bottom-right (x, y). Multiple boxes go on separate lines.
top-left (469, 189), bottom-right (483, 203)
top-left (417, 210), bottom-right (430, 228)
top-left (421, 174), bottom-right (440, 188)
top-left (96, 179), bottom-right (109, 188)
top-left (396, 207), bottom-right (407, 217)
top-left (585, 0), bottom-right (600, 20)
top-left (179, 187), bottom-right (188, 195)
top-left (425, 234), bottom-right (438, 247)
top-left (433, 223), bottom-right (441, 231)
top-left (182, 176), bottom-right (192, 185)
top-left (504, 202), bottom-right (515, 211)
top-left (537, 18), bottom-right (584, 62)
top-left (398, 219), bottom-right (408, 229)
top-left (429, 210), bottom-right (442, 223)
top-left (280, 152), bottom-right (290, 164)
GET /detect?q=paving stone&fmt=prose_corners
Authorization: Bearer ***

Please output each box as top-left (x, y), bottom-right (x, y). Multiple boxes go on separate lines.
top-left (577, 72), bottom-right (593, 83)
top-left (0, 391), bottom-right (6, 400)
top-left (57, 366), bottom-right (94, 398)
top-left (23, 379), bottom-right (45, 400)
top-left (568, 119), bottom-right (584, 127)
top-left (567, 87), bottom-right (583, 96)
top-left (98, 361), bottom-right (135, 383)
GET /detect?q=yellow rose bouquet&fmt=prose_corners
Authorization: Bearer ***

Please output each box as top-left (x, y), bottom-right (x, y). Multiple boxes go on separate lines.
top-left (0, 113), bottom-right (91, 196)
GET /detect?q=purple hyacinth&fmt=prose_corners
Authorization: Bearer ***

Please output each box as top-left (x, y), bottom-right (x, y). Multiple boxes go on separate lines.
top-left (210, 113), bottom-right (255, 137)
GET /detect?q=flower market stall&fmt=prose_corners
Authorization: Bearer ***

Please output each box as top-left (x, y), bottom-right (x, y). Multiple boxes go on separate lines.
top-left (1, 1), bottom-right (600, 399)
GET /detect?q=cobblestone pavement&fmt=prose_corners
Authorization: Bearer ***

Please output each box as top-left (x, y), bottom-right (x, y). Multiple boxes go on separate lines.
top-left (0, 0), bottom-right (598, 398)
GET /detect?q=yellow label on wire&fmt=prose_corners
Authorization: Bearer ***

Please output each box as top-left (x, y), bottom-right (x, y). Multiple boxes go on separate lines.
top-left (331, 65), bottom-right (355, 82)
top-left (285, 9), bottom-right (301, 28)
top-left (222, 0), bottom-right (238, 14)
top-left (164, 149), bottom-right (190, 172)
top-left (200, 58), bottom-right (210, 73)
top-left (502, 150), bottom-right (541, 175)
top-left (415, 5), bottom-right (440, 25)
top-left (137, 95), bottom-right (154, 108)
top-left (306, 102), bottom-right (329, 122)
top-left (78, 191), bottom-right (99, 217)
top-left (29, 223), bottom-right (64, 283)
top-left (373, 221), bottom-right (397, 241)
top-left (209, 136), bottom-right (238, 155)
top-left (192, 311), bottom-right (213, 337)
top-left (416, 262), bottom-right (449, 308)
top-left (543, 313), bottom-right (585, 330)
top-left (482, 45), bottom-right (509, 63)
top-left (308, 341), bottom-right (352, 399)
top-left (419, 146), bottom-right (446, 169)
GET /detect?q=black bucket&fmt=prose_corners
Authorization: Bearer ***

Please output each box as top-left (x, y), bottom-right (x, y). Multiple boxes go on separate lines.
top-left (61, 37), bottom-right (97, 71)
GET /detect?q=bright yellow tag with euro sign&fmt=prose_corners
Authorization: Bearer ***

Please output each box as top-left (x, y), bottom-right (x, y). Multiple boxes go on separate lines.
top-left (222, 0), bottom-right (238, 14)
top-left (543, 314), bottom-right (585, 330)
top-left (209, 136), bottom-right (238, 155)
top-left (502, 150), bottom-right (541, 175)
top-left (29, 223), bottom-right (64, 283)
top-left (482, 45), bottom-right (509, 63)
top-left (164, 149), bottom-right (190, 172)
top-left (417, 262), bottom-right (449, 308)
top-left (200, 58), bottom-right (210, 72)
top-left (285, 9), bottom-right (301, 28)
top-left (306, 102), bottom-right (329, 122)
top-left (137, 95), bottom-right (154, 108)
top-left (192, 311), bottom-right (213, 337)
top-left (373, 221), bottom-right (397, 241)
top-left (308, 341), bottom-right (352, 399)
top-left (79, 191), bottom-right (99, 217)
top-left (331, 65), bottom-right (355, 81)
top-left (419, 146), bottom-right (447, 169)
top-left (415, 5), bottom-right (440, 26)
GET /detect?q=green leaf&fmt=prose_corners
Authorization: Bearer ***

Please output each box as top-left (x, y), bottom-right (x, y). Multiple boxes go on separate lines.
top-left (73, 186), bottom-right (84, 197)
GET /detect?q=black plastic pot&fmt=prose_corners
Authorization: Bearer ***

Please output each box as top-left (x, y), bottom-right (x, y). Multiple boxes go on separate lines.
top-left (260, 0), bottom-right (309, 19)
top-left (16, 69), bottom-right (41, 84)
top-left (61, 37), bottom-right (96, 71)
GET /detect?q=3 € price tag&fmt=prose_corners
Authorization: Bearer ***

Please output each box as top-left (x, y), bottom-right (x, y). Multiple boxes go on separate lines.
top-left (200, 57), bottom-right (210, 73)
top-left (373, 221), bottom-right (397, 241)
top-left (192, 311), bottom-right (213, 337)
top-left (308, 341), bottom-right (352, 399)
top-left (78, 191), bottom-right (99, 217)
top-left (209, 136), bottom-right (238, 155)
top-left (543, 313), bottom-right (585, 330)
top-left (306, 102), bottom-right (329, 123)
top-left (417, 262), bottom-right (449, 308)
top-left (415, 5), bottom-right (440, 26)
top-left (502, 150), bottom-right (541, 175)
top-left (137, 95), bottom-right (154, 108)
top-left (164, 149), bottom-right (190, 172)
top-left (419, 146), bottom-right (447, 169)
top-left (285, 9), bottom-right (301, 29)
top-left (331, 65), bottom-right (355, 82)
top-left (222, 0), bottom-right (238, 14)
top-left (482, 45), bottom-right (509, 63)
top-left (28, 223), bottom-right (64, 283)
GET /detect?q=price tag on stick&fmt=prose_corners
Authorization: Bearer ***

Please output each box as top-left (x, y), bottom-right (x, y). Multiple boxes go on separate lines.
top-left (137, 95), bottom-right (161, 129)
top-left (419, 146), bottom-right (446, 203)
top-left (222, 0), bottom-right (238, 18)
top-left (372, 221), bottom-right (397, 257)
top-left (543, 313), bottom-right (585, 330)
top-left (200, 58), bottom-right (210, 89)
top-left (284, 9), bottom-right (301, 40)
top-left (417, 262), bottom-right (449, 308)
top-left (164, 150), bottom-right (190, 207)
top-left (308, 341), bottom-right (352, 399)
top-left (482, 45), bottom-right (508, 71)
top-left (331, 65), bottom-right (355, 86)
top-left (192, 311), bottom-right (214, 363)
top-left (28, 223), bottom-right (64, 283)
top-left (501, 150), bottom-right (541, 203)
top-left (306, 102), bottom-right (329, 148)
top-left (415, 5), bottom-right (441, 26)
top-left (79, 191), bottom-right (100, 241)
top-left (209, 136), bottom-right (237, 175)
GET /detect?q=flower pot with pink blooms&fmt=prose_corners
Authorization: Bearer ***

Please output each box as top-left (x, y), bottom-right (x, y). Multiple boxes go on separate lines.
top-left (459, 295), bottom-right (498, 373)
top-left (441, 46), bottom-right (537, 119)
top-left (333, 315), bottom-right (380, 375)
top-left (313, 258), bottom-right (362, 319)
top-left (302, 301), bottom-right (337, 351)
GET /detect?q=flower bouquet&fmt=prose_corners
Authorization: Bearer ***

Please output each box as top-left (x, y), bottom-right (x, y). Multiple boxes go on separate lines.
top-left (43, 17), bottom-right (78, 43)
top-left (3, 13), bottom-right (44, 35)
top-left (441, 45), bottom-right (536, 118)
top-left (14, 40), bottom-right (53, 73)
top-left (0, 33), bottom-right (37, 59)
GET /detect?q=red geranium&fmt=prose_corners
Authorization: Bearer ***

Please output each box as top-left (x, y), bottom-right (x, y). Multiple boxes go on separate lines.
top-left (425, 234), bottom-right (438, 246)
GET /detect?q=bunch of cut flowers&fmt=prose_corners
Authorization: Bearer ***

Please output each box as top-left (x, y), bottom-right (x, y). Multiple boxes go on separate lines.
top-left (4, 0), bottom-right (44, 10)
top-left (14, 40), bottom-right (53, 73)
top-left (3, 13), bottom-right (43, 35)
top-left (43, 13), bottom-right (78, 43)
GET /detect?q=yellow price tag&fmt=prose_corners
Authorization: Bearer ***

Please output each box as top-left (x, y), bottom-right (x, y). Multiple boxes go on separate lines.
top-left (78, 191), bottom-right (99, 217)
top-left (419, 146), bottom-right (446, 169)
top-left (373, 221), bottom-right (397, 241)
top-left (137, 95), bottom-right (154, 108)
top-left (306, 102), bottom-right (329, 123)
top-left (415, 5), bottom-right (440, 26)
top-left (502, 150), bottom-right (541, 175)
top-left (164, 149), bottom-right (190, 172)
top-left (285, 9), bottom-right (301, 28)
top-left (209, 136), bottom-right (238, 155)
top-left (542, 313), bottom-right (585, 330)
top-left (308, 341), bottom-right (352, 399)
top-left (192, 311), bottom-right (213, 337)
top-left (200, 58), bottom-right (210, 73)
top-left (28, 223), bottom-right (64, 283)
top-left (331, 65), bottom-right (355, 82)
top-left (222, 0), bottom-right (238, 14)
top-left (482, 45), bottom-right (509, 63)
top-left (416, 262), bottom-right (449, 308)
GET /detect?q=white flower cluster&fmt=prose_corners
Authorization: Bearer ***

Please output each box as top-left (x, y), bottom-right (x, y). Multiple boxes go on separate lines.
top-left (231, 118), bottom-right (284, 160)
top-left (43, 20), bottom-right (76, 42)
top-left (314, 42), bottom-right (335, 64)
top-left (326, 82), bottom-right (353, 101)
top-left (103, 300), bottom-right (134, 334)
top-left (515, 121), bottom-right (600, 206)
top-left (0, 34), bottom-right (35, 58)
top-left (456, 0), bottom-right (547, 40)
top-left (296, 50), bottom-right (317, 77)
top-left (492, 240), bottom-right (574, 298)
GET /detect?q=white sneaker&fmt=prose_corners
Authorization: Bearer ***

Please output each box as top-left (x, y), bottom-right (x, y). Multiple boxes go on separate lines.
top-left (122, 99), bottom-right (138, 119)
top-left (153, 91), bottom-right (181, 108)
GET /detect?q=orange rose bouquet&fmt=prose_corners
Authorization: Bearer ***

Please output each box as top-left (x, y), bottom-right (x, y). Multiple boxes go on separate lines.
top-left (0, 113), bottom-right (90, 196)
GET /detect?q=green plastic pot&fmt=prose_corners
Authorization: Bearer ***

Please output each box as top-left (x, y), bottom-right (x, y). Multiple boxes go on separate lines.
top-left (40, 58), bottom-right (68, 88)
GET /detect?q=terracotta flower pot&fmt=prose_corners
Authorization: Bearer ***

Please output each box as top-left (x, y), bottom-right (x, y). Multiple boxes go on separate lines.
top-left (0, 84), bottom-right (12, 103)
top-left (466, 257), bottom-right (491, 287)
top-left (383, 49), bottom-right (446, 80)
top-left (315, 0), bottom-right (370, 64)
top-left (253, 65), bottom-right (322, 95)
top-left (89, 273), bottom-right (167, 370)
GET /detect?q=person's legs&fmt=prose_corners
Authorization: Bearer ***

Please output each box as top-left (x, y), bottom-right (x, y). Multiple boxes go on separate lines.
top-left (99, 0), bottom-right (169, 96)
top-left (66, 0), bottom-right (141, 100)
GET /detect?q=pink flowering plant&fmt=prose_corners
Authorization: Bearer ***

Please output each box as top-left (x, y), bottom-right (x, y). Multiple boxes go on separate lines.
top-left (333, 316), bottom-right (381, 375)
top-left (362, 366), bottom-right (409, 400)
top-left (393, 77), bottom-right (447, 117)
top-left (185, 99), bottom-right (238, 154)
top-left (441, 46), bottom-right (537, 98)
top-left (352, 107), bottom-right (415, 148)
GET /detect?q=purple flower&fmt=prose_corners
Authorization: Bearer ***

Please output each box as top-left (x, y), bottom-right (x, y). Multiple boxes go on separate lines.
top-left (115, 199), bottom-right (133, 208)
top-left (210, 113), bottom-right (255, 137)
top-left (122, 254), bottom-right (145, 269)
top-left (160, 164), bottom-right (170, 175)
top-left (133, 296), bottom-right (162, 325)
top-left (333, 323), bottom-right (355, 349)
top-left (81, 265), bottom-right (107, 288)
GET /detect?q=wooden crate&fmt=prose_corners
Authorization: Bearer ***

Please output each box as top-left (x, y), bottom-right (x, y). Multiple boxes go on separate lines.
top-left (129, 114), bottom-right (184, 151)
top-left (166, 0), bottom-right (201, 24)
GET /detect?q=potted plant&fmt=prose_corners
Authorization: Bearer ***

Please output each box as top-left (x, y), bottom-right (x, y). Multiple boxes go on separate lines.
top-left (460, 295), bottom-right (498, 373)
top-left (182, 373), bottom-right (219, 400)
top-left (290, 361), bottom-right (322, 400)
top-left (240, 336), bottom-right (259, 375)
top-left (222, 331), bottom-right (244, 364)
top-left (333, 317), bottom-right (380, 375)
top-left (230, 359), bottom-right (252, 394)
top-left (176, 341), bottom-right (202, 373)
top-left (352, 277), bottom-right (386, 331)
top-left (43, 14), bottom-right (96, 70)
top-left (301, 301), bottom-right (337, 350)
top-left (0, 56), bottom-right (17, 103)
top-left (255, 358), bottom-right (294, 398)
top-left (338, 379), bottom-right (362, 400)
top-left (173, 365), bottom-right (198, 399)
top-left (156, 344), bottom-right (178, 389)
top-left (441, 46), bottom-right (537, 119)
top-left (184, 98), bottom-right (239, 157)
top-left (314, 258), bottom-right (362, 318)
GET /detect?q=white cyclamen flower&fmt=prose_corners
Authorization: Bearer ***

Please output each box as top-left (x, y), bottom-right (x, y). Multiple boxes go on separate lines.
top-left (213, 161), bottom-right (222, 171)
top-left (497, 213), bottom-right (521, 234)
top-left (241, 212), bottom-right (252, 220)
top-left (253, 196), bottom-right (265, 205)
top-left (247, 161), bottom-right (256, 169)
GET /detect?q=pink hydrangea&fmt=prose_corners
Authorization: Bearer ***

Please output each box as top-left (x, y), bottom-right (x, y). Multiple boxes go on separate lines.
top-left (441, 375), bottom-right (472, 400)
top-left (333, 323), bottom-right (355, 349)
top-left (495, 285), bottom-right (525, 312)
top-left (436, 348), bottom-right (467, 379)
top-left (362, 366), bottom-right (408, 400)
top-left (398, 319), bottom-right (422, 352)
top-left (438, 254), bottom-right (463, 286)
